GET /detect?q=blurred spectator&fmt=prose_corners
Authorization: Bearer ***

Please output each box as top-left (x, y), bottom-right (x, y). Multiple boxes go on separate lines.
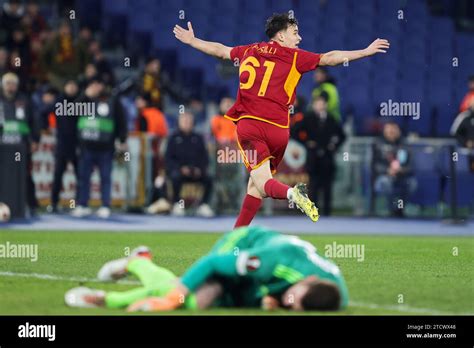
top-left (79, 62), bottom-right (98, 90)
top-left (451, 98), bottom-right (474, 174)
top-left (210, 97), bottom-right (242, 214)
top-left (71, 78), bottom-right (127, 219)
top-left (22, 1), bottom-right (48, 84)
top-left (39, 86), bottom-right (58, 132)
top-left (165, 112), bottom-right (214, 217)
top-left (138, 57), bottom-right (163, 109)
top-left (135, 93), bottom-right (168, 137)
top-left (292, 94), bottom-right (346, 216)
top-left (459, 75), bottom-right (474, 113)
top-left (210, 97), bottom-right (236, 143)
top-left (312, 67), bottom-right (341, 123)
top-left (88, 39), bottom-right (115, 87)
top-left (45, 80), bottom-right (80, 213)
top-left (289, 95), bottom-right (307, 128)
top-left (0, 72), bottom-right (39, 216)
top-left (77, 26), bottom-right (93, 54)
top-left (136, 93), bottom-right (170, 214)
top-left (40, 20), bottom-right (87, 90)
top-left (373, 122), bottom-right (416, 217)
top-left (0, 0), bottom-right (25, 46)
top-left (7, 26), bottom-right (31, 89)
top-left (0, 47), bottom-right (9, 77)
top-left (137, 56), bottom-right (187, 110)
top-left (22, 1), bottom-right (47, 42)
top-left (451, 98), bottom-right (474, 149)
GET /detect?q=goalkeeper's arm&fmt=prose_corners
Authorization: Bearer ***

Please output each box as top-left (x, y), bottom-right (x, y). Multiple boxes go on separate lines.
top-left (127, 253), bottom-right (239, 312)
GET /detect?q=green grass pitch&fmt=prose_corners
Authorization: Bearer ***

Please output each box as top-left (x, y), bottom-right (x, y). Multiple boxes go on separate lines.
top-left (0, 229), bottom-right (472, 315)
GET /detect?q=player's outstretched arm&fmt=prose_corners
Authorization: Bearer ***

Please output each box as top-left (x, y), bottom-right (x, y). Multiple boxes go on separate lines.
top-left (319, 38), bottom-right (390, 66)
top-left (173, 21), bottom-right (232, 60)
top-left (127, 252), bottom-right (237, 312)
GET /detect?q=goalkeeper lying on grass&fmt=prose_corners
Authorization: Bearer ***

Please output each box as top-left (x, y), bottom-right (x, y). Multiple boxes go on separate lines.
top-left (65, 226), bottom-right (349, 312)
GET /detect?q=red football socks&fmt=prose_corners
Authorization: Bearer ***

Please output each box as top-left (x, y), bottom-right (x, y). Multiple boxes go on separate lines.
top-left (264, 178), bottom-right (290, 200)
top-left (234, 194), bottom-right (262, 228)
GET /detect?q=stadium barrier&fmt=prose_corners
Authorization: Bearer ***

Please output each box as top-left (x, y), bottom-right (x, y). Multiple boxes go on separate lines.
top-left (0, 143), bottom-right (27, 218)
top-left (30, 132), bottom-right (473, 218)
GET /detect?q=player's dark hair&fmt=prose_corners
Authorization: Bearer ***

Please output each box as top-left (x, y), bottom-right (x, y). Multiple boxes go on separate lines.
top-left (137, 92), bottom-right (152, 104)
top-left (265, 13), bottom-right (298, 39)
top-left (315, 91), bottom-right (329, 103)
top-left (301, 281), bottom-right (341, 311)
top-left (145, 56), bottom-right (159, 65)
top-left (44, 86), bottom-right (59, 95)
top-left (383, 120), bottom-right (400, 127)
top-left (87, 76), bottom-right (104, 86)
top-left (316, 67), bottom-right (328, 75)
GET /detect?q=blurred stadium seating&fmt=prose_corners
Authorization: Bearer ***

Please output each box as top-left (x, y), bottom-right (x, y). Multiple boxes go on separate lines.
top-left (73, 0), bottom-right (474, 136)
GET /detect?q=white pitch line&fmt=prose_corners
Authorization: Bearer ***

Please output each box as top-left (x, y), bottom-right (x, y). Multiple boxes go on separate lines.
top-left (0, 271), bottom-right (140, 285)
top-left (349, 301), bottom-right (472, 315)
top-left (1, 271), bottom-right (472, 315)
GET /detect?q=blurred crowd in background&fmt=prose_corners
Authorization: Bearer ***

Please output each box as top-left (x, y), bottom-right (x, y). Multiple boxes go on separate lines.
top-left (0, 0), bottom-right (473, 220)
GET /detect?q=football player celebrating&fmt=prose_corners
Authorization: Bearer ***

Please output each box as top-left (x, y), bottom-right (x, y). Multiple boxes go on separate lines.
top-left (173, 13), bottom-right (389, 226)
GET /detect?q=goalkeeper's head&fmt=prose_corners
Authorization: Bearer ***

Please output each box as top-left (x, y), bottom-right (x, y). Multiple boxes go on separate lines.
top-left (281, 276), bottom-right (341, 311)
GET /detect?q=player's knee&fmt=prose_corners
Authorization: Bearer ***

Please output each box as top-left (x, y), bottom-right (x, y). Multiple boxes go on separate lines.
top-left (250, 170), bottom-right (272, 196)
top-left (248, 175), bottom-right (267, 198)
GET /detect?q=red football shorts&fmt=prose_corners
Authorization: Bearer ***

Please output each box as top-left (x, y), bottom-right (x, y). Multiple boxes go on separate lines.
top-left (235, 118), bottom-right (290, 174)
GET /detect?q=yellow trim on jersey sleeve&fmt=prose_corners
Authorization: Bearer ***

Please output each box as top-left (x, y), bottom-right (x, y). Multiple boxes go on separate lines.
top-left (284, 52), bottom-right (302, 103)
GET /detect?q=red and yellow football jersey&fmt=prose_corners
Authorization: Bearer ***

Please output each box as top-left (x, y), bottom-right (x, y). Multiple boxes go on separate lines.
top-left (225, 40), bottom-right (321, 128)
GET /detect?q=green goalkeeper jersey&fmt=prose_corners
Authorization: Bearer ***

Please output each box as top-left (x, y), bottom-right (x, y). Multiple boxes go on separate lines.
top-left (181, 225), bottom-right (349, 308)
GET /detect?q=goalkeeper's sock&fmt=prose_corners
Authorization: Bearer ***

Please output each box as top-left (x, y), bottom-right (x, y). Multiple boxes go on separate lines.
top-left (264, 178), bottom-right (290, 200)
top-left (234, 194), bottom-right (262, 228)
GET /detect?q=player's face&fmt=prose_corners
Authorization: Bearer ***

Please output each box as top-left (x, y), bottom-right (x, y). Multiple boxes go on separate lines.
top-left (64, 81), bottom-right (79, 96)
top-left (179, 113), bottom-right (194, 133)
top-left (219, 97), bottom-right (234, 114)
top-left (315, 69), bottom-right (327, 83)
top-left (135, 96), bottom-right (147, 109)
top-left (281, 25), bottom-right (302, 49)
top-left (469, 80), bottom-right (474, 91)
top-left (383, 124), bottom-right (401, 142)
top-left (312, 98), bottom-right (327, 114)
top-left (2, 79), bottom-right (18, 97)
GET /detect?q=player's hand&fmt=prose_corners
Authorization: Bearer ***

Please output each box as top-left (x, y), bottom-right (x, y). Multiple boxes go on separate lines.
top-left (365, 38), bottom-right (390, 56)
top-left (173, 21), bottom-right (195, 45)
top-left (262, 296), bottom-right (280, 310)
top-left (127, 297), bottom-right (177, 312)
